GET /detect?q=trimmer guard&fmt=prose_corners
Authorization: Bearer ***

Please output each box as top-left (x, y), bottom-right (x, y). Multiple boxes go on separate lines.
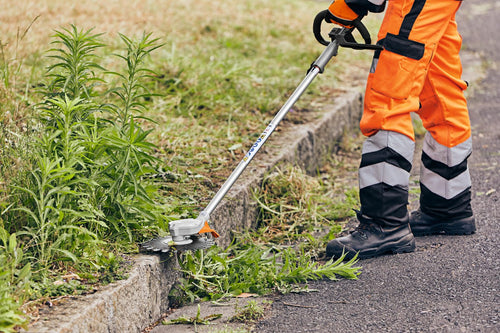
top-left (141, 213), bottom-right (219, 253)
top-left (140, 235), bottom-right (215, 253)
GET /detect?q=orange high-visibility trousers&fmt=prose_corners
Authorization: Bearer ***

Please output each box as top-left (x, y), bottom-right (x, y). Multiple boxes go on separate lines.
top-left (361, 0), bottom-right (470, 149)
top-left (357, 0), bottom-right (474, 225)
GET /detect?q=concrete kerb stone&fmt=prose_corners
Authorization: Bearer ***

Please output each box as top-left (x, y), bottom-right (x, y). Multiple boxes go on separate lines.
top-left (25, 254), bottom-right (180, 333)
top-left (24, 90), bottom-right (363, 333)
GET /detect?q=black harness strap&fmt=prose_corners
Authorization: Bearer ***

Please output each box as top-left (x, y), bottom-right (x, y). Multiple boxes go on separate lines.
top-left (374, 0), bottom-right (427, 61)
top-left (399, 0), bottom-right (427, 38)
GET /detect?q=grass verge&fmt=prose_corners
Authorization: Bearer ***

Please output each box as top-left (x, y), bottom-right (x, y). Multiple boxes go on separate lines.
top-left (0, 0), bottom-right (379, 329)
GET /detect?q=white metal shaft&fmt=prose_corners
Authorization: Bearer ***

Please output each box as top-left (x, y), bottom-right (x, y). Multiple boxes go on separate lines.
top-left (202, 66), bottom-right (321, 217)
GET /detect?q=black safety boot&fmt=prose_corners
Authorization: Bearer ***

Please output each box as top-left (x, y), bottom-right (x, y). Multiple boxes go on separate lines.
top-left (409, 209), bottom-right (476, 236)
top-left (326, 213), bottom-right (415, 260)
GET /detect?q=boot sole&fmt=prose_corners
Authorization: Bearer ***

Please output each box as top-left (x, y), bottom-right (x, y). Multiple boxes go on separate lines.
top-left (411, 219), bottom-right (476, 237)
top-left (412, 227), bottom-right (476, 236)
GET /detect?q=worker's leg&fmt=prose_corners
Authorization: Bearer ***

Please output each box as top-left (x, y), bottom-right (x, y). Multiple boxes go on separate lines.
top-left (327, 0), bottom-right (465, 259)
top-left (359, 0), bottom-right (466, 226)
top-left (411, 9), bottom-right (475, 236)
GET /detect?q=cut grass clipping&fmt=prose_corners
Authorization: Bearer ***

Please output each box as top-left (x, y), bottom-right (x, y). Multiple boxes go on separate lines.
top-left (253, 164), bottom-right (358, 246)
top-left (163, 304), bottom-right (222, 326)
top-left (163, 300), bottom-right (270, 326)
top-left (229, 300), bottom-right (272, 323)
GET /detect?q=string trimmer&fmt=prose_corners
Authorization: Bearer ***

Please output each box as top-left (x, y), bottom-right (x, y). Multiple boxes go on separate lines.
top-left (141, 11), bottom-right (382, 253)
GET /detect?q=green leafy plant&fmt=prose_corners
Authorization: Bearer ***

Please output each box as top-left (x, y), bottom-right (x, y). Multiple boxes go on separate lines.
top-left (46, 25), bottom-right (104, 100)
top-left (40, 26), bottom-right (160, 243)
top-left (108, 32), bottom-right (163, 124)
top-left (12, 153), bottom-right (100, 270)
top-left (176, 239), bottom-right (360, 304)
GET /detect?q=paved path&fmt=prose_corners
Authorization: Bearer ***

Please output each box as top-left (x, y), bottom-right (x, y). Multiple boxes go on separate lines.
top-left (253, 1), bottom-right (500, 332)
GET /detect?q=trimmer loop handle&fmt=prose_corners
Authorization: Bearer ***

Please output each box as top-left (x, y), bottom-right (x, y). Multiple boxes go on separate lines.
top-left (313, 10), bottom-right (382, 51)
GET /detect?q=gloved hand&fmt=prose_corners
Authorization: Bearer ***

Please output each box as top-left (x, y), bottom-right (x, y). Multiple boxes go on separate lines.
top-left (326, 0), bottom-right (363, 28)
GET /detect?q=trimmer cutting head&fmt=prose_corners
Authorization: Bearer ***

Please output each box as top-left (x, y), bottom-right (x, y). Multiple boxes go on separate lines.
top-left (140, 234), bottom-right (215, 253)
top-left (140, 215), bottom-right (219, 253)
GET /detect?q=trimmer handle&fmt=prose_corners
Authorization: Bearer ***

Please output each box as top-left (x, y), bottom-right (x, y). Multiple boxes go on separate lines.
top-left (313, 10), bottom-right (382, 51)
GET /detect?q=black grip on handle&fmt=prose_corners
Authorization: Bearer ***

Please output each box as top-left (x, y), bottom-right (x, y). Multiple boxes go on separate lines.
top-left (352, 19), bottom-right (372, 45)
top-left (313, 10), bottom-right (330, 46)
top-left (313, 10), bottom-right (381, 50)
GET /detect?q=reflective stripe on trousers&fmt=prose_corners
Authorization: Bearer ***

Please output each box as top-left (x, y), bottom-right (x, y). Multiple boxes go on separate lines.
top-left (420, 132), bottom-right (473, 219)
top-left (359, 130), bottom-right (414, 227)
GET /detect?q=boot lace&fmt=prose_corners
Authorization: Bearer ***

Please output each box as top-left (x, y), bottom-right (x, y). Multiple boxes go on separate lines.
top-left (351, 222), bottom-right (378, 239)
top-left (350, 210), bottom-right (379, 239)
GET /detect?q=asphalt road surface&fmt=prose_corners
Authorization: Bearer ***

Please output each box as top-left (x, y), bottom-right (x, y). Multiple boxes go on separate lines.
top-left (254, 1), bottom-right (500, 332)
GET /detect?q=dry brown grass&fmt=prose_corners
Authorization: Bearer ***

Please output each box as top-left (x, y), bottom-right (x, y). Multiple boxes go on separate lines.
top-left (0, 0), bottom-right (323, 58)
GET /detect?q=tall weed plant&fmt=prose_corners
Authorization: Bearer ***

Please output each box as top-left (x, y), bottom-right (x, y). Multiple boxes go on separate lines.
top-left (2, 25), bottom-right (164, 291)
